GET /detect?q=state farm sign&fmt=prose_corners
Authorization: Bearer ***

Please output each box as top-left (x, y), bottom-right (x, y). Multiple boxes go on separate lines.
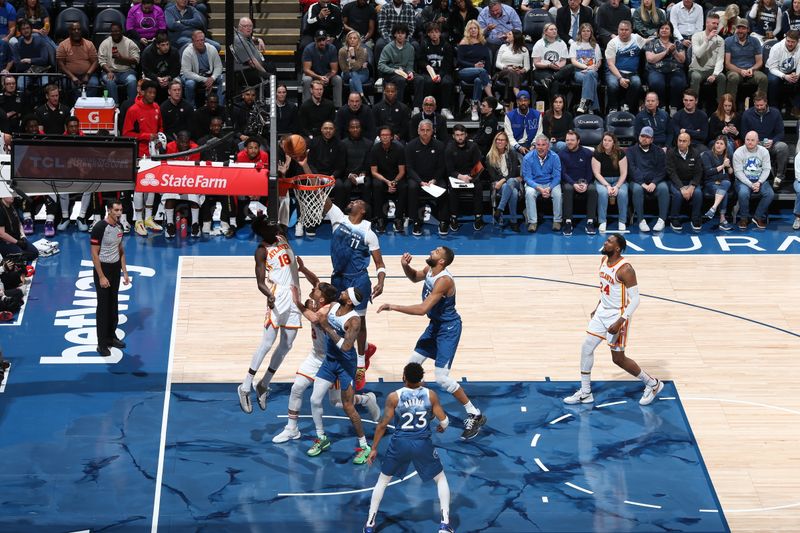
top-left (135, 161), bottom-right (270, 196)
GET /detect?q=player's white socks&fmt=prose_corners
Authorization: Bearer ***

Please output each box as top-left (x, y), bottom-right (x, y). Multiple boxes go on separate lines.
top-left (59, 194), bottom-right (70, 218)
top-left (580, 373), bottom-right (592, 393)
top-left (463, 401), bottom-right (480, 416)
top-left (133, 192), bottom-right (144, 221)
top-left (286, 414), bottom-right (299, 430)
top-left (637, 370), bottom-right (657, 387)
top-left (79, 193), bottom-right (90, 218)
top-left (191, 207), bottom-right (200, 225)
top-left (145, 206), bottom-right (154, 220)
top-left (366, 473), bottom-right (392, 527)
top-left (434, 472), bottom-right (451, 524)
top-left (408, 352), bottom-right (428, 365)
top-left (243, 369), bottom-right (256, 391)
top-left (243, 327), bottom-right (280, 388)
top-left (359, 436), bottom-right (368, 448)
top-left (165, 208), bottom-right (174, 225)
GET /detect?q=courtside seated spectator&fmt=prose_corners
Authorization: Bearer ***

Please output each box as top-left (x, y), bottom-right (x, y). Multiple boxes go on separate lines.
top-left (98, 23), bottom-right (140, 104)
top-left (141, 32), bottom-right (181, 102)
top-left (522, 134), bottom-right (562, 233)
top-left (628, 126), bottom-right (668, 233)
top-left (13, 20), bottom-right (51, 92)
top-left (342, 0), bottom-right (376, 47)
top-left (127, 0), bottom-right (167, 48)
top-left (302, 30), bottom-right (343, 108)
top-left (165, 0), bottom-right (219, 49)
top-left (740, 92), bottom-right (790, 189)
top-left (299, 78), bottom-right (336, 138)
top-left (56, 22), bottom-right (100, 99)
top-left (378, 23), bottom-right (415, 104)
top-left (724, 18), bottom-right (768, 103)
top-left (733, 130), bottom-right (774, 229)
top-left (180, 29), bottom-right (225, 107)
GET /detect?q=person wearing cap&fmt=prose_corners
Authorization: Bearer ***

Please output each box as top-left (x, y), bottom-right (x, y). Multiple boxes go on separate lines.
top-left (0, 192), bottom-right (39, 263)
top-left (302, 30), bottom-right (343, 108)
top-left (627, 126), bottom-right (668, 233)
top-left (503, 90), bottom-right (542, 159)
top-left (723, 17), bottom-right (768, 104)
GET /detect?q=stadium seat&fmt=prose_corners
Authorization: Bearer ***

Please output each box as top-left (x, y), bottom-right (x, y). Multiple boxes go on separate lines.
top-left (522, 9), bottom-right (553, 42)
top-left (573, 113), bottom-right (604, 148)
top-left (53, 7), bottom-right (91, 41)
top-left (93, 8), bottom-right (127, 47)
top-left (606, 111), bottom-right (636, 147)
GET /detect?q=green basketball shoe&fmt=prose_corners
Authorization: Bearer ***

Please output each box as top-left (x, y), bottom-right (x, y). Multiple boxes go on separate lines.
top-left (352, 444), bottom-right (371, 465)
top-left (307, 435), bottom-right (331, 457)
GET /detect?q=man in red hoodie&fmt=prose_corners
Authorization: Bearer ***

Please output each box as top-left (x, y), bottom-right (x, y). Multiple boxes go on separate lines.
top-left (162, 130), bottom-right (203, 238)
top-left (123, 79), bottom-right (164, 237)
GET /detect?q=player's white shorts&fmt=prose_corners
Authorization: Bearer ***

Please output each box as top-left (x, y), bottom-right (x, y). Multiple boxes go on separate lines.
top-left (296, 351), bottom-right (324, 381)
top-left (161, 193), bottom-right (205, 205)
top-left (264, 289), bottom-right (302, 329)
top-left (586, 306), bottom-right (630, 351)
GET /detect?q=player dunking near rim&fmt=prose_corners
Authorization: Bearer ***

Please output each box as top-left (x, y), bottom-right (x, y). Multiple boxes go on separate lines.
top-left (321, 198), bottom-right (385, 390)
top-left (564, 234), bottom-right (664, 406)
top-left (363, 362), bottom-right (454, 533)
top-left (378, 247), bottom-right (487, 440)
top-left (237, 216), bottom-right (302, 414)
top-left (271, 257), bottom-right (380, 444)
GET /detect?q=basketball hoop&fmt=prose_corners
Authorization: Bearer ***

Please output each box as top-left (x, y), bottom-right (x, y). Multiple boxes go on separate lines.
top-left (280, 174), bottom-right (335, 227)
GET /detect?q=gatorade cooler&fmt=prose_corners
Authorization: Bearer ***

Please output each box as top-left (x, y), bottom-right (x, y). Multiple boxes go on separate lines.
top-left (72, 96), bottom-right (119, 135)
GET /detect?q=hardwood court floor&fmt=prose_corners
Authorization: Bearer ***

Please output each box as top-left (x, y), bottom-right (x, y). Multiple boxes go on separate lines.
top-left (173, 254), bottom-right (800, 532)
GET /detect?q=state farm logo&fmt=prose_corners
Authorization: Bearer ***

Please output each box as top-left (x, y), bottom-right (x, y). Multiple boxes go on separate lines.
top-left (140, 172), bottom-right (159, 186)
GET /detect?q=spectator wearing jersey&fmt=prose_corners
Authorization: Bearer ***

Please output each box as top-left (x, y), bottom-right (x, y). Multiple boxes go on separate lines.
top-left (413, 22), bottom-right (455, 120)
top-left (605, 21), bottom-right (646, 113)
top-left (733, 130), bottom-right (774, 229)
top-left (765, 30), bottom-right (800, 117)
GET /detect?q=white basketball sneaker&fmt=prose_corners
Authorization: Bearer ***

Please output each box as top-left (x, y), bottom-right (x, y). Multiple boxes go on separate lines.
top-left (598, 222), bottom-right (607, 233)
top-left (363, 392), bottom-right (380, 421)
top-left (272, 426), bottom-right (302, 443)
top-left (563, 389), bottom-right (594, 404)
top-left (237, 384), bottom-right (253, 414)
top-left (639, 379), bottom-right (664, 406)
top-left (255, 381), bottom-right (270, 411)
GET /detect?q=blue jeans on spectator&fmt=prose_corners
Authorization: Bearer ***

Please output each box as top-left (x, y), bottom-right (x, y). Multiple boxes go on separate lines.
top-left (604, 70), bottom-right (641, 111)
top-left (596, 176), bottom-right (628, 225)
top-left (794, 179), bottom-right (800, 217)
top-left (343, 69), bottom-right (370, 95)
top-left (767, 72), bottom-right (800, 110)
top-left (631, 180), bottom-right (669, 222)
top-left (703, 179), bottom-right (731, 212)
top-left (524, 183), bottom-right (562, 224)
top-left (647, 69), bottom-right (687, 109)
top-left (669, 182), bottom-right (703, 223)
top-left (574, 68), bottom-right (600, 111)
top-left (104, 70), bottom-right (138, 104)
top-left (182, 74), bottom-right (225, 107)
top-left (458, 67), bottom-right (491, 102)
top-left (735, 181), bottom-right (775, 220)
top-left (496, 178), bottom-right (521, 220)
top-left (0, 238), bottom-right (39, 263)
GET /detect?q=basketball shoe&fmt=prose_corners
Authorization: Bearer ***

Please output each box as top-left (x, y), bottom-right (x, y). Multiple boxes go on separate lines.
top-left (356, 343), bottom-right (376, 391)
top-left (563, 389), bottom-right (594, 404)
top-left (363, 392), bottom-right (380, 421)
top-left (439, 522), bottom-right (455, 532)
top-left (307, 435), bottom-right (331, 456)
top-left (237, 384), bottom-right (253, 414)
top-left (362, 526), bottom-right (374, 533)
top-left (353, 444), bottom-right (372, 464)
top-left (639, 379), bottom-right (664, 406)
top-left (255, 381), bottom-right (270, 410)
top-left (461, 413), bottom-right (487, 440)
top-left (273, 426), bottom-right (302, 443)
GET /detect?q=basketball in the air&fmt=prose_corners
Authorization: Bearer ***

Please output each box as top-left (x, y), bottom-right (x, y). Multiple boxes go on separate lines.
top-left (283, 134), bottom-right (307, 161)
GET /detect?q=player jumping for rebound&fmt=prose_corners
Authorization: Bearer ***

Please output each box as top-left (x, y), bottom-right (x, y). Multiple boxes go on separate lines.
top-left (237, 216), bottom-right (301, 414)
top-left (272, 257), bottom-right (380, 443)
top-left (306, 286), bottom-right (373, 464)
top-left (364, 362), bottom-right (454, 533)
top-left (378, 247), bottom-right (487, 440)
top-left (564, 234), bottom-right (664, 406)
top-left (322, 198), bottom-right (385, 390)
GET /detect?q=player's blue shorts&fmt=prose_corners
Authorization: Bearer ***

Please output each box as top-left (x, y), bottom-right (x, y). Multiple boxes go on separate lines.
top-left (413, 318), bottom-right (462, 369)
top-left (316, 353), bottom-right (357, 391)
top-left (331, 272), bottom-right (371, 316)
top-left (380, 436), bottom-right (443, 482)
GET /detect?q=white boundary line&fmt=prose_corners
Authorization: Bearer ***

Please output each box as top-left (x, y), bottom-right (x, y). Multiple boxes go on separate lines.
top-left (624, 500), bottom-right (662, 509)
top-left (548, 414), bottom-right (572, 425)
top-left (0, 362), bottom-right (9, 393)
top-left (278, 471), bottom-right (418, 497)
top-left (150, 256), bottom-right (182, 533)
top-left (564, 482), bottom-right (594, 495)
top-left (530, 433), bottom-right (540, 447)
top-left (534, 458), bottom-right (549, 472)
top-left (596, 400), bottom-right (627, 408)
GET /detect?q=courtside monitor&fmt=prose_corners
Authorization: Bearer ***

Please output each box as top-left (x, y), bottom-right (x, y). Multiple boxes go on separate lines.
top-left (11, 135), bottom-right (138, 194)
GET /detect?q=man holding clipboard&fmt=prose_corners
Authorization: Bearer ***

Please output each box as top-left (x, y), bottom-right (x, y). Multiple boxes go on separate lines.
top-left (444, 124), bottom-right (486, 232)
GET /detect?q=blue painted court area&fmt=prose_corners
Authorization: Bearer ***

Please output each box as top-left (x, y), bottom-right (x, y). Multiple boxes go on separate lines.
top-left (156, 380), bottom-right (728, 533)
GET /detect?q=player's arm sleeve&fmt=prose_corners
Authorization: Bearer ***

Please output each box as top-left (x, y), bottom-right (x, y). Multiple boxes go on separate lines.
top-left (622, 285), bottom-right (640, 320)
top-left (365, 230), bottom-right (380, 252)
top-left (324, 202), bottom-right (344, 223)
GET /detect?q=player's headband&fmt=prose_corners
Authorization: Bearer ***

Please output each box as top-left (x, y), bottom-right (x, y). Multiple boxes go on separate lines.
top-left (347, 287), bottom-right (361, 306)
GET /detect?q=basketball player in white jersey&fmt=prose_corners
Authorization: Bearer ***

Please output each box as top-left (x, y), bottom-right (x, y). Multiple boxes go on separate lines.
top-left (378, 247), bottom-right (486, 440)
top-left (272, 257), bottom-right (380, 443)
top-left (237, 216), bottom-right (302, 414)
top-left (564, 234), bottom-right (664, 406)
top-left (364, 362), bottom-right (454, 533)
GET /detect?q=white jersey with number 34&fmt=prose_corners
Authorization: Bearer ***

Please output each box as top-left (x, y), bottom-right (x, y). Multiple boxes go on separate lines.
top-left (598, 256), bottom-right (629, 312)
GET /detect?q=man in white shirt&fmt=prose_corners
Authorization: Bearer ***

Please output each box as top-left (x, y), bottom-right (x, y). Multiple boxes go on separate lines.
top-left (669, 0), bottom-right (703, 46)
top-left (689, 12), bottom-right (726, 100)
top-left (765, 29), bottom-right (800, 118)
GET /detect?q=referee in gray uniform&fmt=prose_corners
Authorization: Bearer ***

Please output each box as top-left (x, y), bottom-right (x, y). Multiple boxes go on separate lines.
top-left (90, 199), bottom-right (130, 356)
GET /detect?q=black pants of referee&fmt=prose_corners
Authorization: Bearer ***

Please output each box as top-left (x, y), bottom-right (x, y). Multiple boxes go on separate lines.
top-left (95, 260), bottom-right (121, 349)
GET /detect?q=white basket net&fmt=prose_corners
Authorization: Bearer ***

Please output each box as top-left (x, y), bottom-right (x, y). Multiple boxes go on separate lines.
top-left (290, 175), bottom-right (334, 227)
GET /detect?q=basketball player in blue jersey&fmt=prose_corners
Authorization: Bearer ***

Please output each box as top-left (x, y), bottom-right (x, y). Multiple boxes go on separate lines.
top-left (237, 216), bottom-right (301, 414)
top-left (307, 286), bottom-right (373, 464)
top-left (363, 362), bottom-right (454, 533)
top-left (322, 197), bottom-right (386, 390)
top-left (564, 234), bottom-right (663, 406)
top-left (378, 246), bottom-right (487, 440)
